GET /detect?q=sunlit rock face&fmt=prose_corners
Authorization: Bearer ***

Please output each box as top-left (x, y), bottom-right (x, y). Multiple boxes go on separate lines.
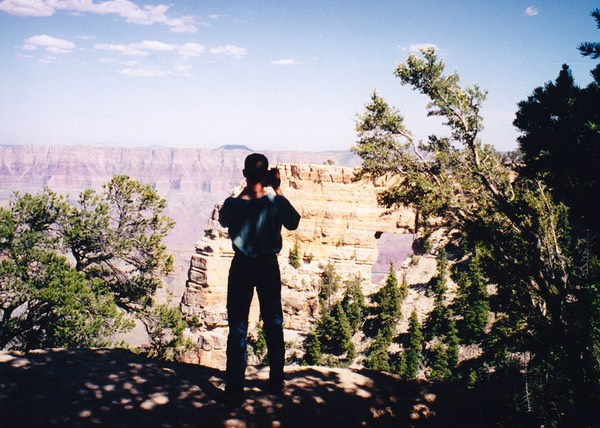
top-left (179, 163), bottom-right (416, 368)
top-left (0, 144), bottom-right (363, 302)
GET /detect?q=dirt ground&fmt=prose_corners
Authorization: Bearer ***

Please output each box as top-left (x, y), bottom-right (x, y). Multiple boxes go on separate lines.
top-left (0, 348), bottom-right (510, 427)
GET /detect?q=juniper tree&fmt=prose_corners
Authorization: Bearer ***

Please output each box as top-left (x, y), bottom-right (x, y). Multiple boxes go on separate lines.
top-left (0, 176), bottom-right (179, 356)
top-left (352, 45), bottom-right (599, 421)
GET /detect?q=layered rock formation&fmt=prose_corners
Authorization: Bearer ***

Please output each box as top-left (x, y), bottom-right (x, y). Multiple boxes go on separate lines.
top-left (0, 144), bottom-right (361, 301)
top-left (180, 163), bottom-right (416, 368)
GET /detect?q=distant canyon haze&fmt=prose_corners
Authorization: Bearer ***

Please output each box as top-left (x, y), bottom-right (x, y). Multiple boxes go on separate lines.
top-left (0, 144), bottom-right (367, 301)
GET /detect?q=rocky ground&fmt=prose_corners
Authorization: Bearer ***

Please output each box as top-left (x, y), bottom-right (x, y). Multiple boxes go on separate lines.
top-left (0, 348), bottom-right (519, 428)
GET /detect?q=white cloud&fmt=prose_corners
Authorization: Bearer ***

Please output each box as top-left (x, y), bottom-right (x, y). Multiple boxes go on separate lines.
top-left (0, 0), bottom-right (197, 33)
top-left (209, 44), bottom-right (247, 58)
top-left (22, 34), bottom-right (75, 54)
top-left (94, 40), bottom-right (207, 59)
top-left (118, 67), bottom-right (170, 77)
top-left (0, 0), bottom-right (55, 17)
top-left (272, 58), bottom-right (301, 65)
top-left (174, 64), bottom-right (193, 77)
top-left (525, 6), bottom-right (538, 16)
top-left (130, 40), bottom-right (175, 52)
top-left (94, 43), bottom-right (150, 57)
top-left (178, 42), bottom-right (205, 58)
top-left (403, 43), bottom-right (438, 53)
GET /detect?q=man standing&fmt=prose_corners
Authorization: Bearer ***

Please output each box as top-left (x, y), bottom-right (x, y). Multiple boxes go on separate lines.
top-left (218, 153), bottom-right (301, 405)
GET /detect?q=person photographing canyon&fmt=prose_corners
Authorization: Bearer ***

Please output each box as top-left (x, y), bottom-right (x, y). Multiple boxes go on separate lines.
top-left (218, 153), bottom-right (301, 406)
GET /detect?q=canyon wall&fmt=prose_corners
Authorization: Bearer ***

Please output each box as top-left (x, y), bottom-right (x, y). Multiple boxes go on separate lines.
top-left (0, 144), bottom-right (361, 301)
top-left (179, 163), bottom-right (416, 368)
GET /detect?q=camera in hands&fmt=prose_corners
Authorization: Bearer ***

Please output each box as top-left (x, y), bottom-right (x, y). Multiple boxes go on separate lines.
top-left (264, 167), bottom-right (281, 189)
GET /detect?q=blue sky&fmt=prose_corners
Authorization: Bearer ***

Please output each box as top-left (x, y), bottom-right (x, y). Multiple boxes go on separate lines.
top-left (1, 1), bottom-right (599, 152)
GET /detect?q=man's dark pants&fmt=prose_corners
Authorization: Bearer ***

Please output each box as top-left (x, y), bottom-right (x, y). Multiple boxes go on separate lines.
top-left (226, 252), bottom-right (284, 396)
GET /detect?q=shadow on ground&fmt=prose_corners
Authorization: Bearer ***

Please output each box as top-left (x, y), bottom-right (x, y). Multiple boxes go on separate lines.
top-left (1, 348), bottom-right (508, 427)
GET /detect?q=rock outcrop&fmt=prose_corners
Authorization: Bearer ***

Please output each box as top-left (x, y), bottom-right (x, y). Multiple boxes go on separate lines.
top-left (180, 163), bottom-right (415, 368)
top-left (0, 144), bottom-right (362, 302)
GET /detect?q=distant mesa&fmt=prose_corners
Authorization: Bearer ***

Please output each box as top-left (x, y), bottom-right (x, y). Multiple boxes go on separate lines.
top-left (216, 144), bottom-right (253, 151)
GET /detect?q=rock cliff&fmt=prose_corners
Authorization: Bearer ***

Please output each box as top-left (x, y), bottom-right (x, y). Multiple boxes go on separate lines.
top-left (180, 163), bottom-right (416, 368)
top-left (0, 144), bottom-right (362, 302)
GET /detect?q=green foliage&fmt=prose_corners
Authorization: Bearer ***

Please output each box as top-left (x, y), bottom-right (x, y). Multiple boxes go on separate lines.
top-left (306, 274), bottom-right (362, 367)
top-left (404, 309), bottom-right (424, 380)
top-left (578, 9), bottom-right (600, 59)
top-left (453, 248), bottom-right (490, 343)
top-left (514, 64), bottom-right (600, 256)
top-left (341, 275), bottom-right (366, 333)
top-left (429, 342), bottom-right (452, 381)
top-left (0, 176), bottom-right (176, 355)
top-left (364, 330), bottom-right (391, 372)
top-left (320, 262), bottom-right (341, 311)
top-left (63, 175), bottom-right (174, 311)
top-left (143, 303), bottom-right (189, 361)
top-left (371, 263), bottom-right (403, 327)
top-left (318, 301), bottom-right (355, 359)
top-left (426, 247), bottom-right (449, 298)
top-left (248, 322), bottom-right (268, 364)
top-left (288, 239), bottom-right (301, 269)
top-left (352, 42), bottom-right (599, 422)
top-left (302, 328), bottom-right (322, 365)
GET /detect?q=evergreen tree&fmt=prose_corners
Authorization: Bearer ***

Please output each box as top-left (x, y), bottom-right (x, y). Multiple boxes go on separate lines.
top-left (405, 309), bottom-right (423, 380)
top-left (320, 262), bottom-right (340, 311)
top-left (365, 330), bottom-right (391, 371)
top-left (341, 274), bottom-right (366, 333)
top-left (445, 314), bottom-right (460, 370)
top-left (425, 247), bottom-right (452, 340)
top-left (431, 247), bottom-right (449, 297)
top-left (351, 44), bottom-right (599, 422)
top-left (425, 298), bottom-right (451, 341)
top-left (429, 342), bottom-right (451, 381)
top-left (372, 262), bottom-right (402, 333)
top-left (578, 9), bottom-right (600, 60)
top-left (454, 249), bottom-right (490, 343)
top-left (0, 177), bottom-right (179, 355)
top-left (302, 329), bottom-right (322, 365)
top-left (319, 301), bottom-right (355, 359)
top-left (514, 64), bottom-right (600, 252)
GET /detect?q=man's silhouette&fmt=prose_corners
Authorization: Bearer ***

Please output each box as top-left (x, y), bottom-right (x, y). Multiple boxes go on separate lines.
top-left (218, 153), bottom-right (301, 405)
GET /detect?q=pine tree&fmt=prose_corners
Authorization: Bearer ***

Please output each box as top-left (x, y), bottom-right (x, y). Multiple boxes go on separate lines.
top-left (372, 262), bottom-right (402, 333)
top-left (302, 329), bottom-right (322, 365)
top-left (365, 330), bottom-right (391, 371)
top-left (405, 309), bottom-right (423, 380)
top-left (445, 314), bottom-right (460, 370)
top-left (320, 262), bottom-right (340, 311)
top-left (331, 301), bottom-right (355, 359)
top-left (454, 249), bottom-right (490, 343)
top-left (341, 275), bottom-right (366, 333)
top-left (429, 342), bottom-right (451, 381)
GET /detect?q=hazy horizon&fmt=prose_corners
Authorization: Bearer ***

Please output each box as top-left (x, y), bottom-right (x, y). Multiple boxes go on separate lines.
top-left (2, 1), bottom-right (599, 153)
